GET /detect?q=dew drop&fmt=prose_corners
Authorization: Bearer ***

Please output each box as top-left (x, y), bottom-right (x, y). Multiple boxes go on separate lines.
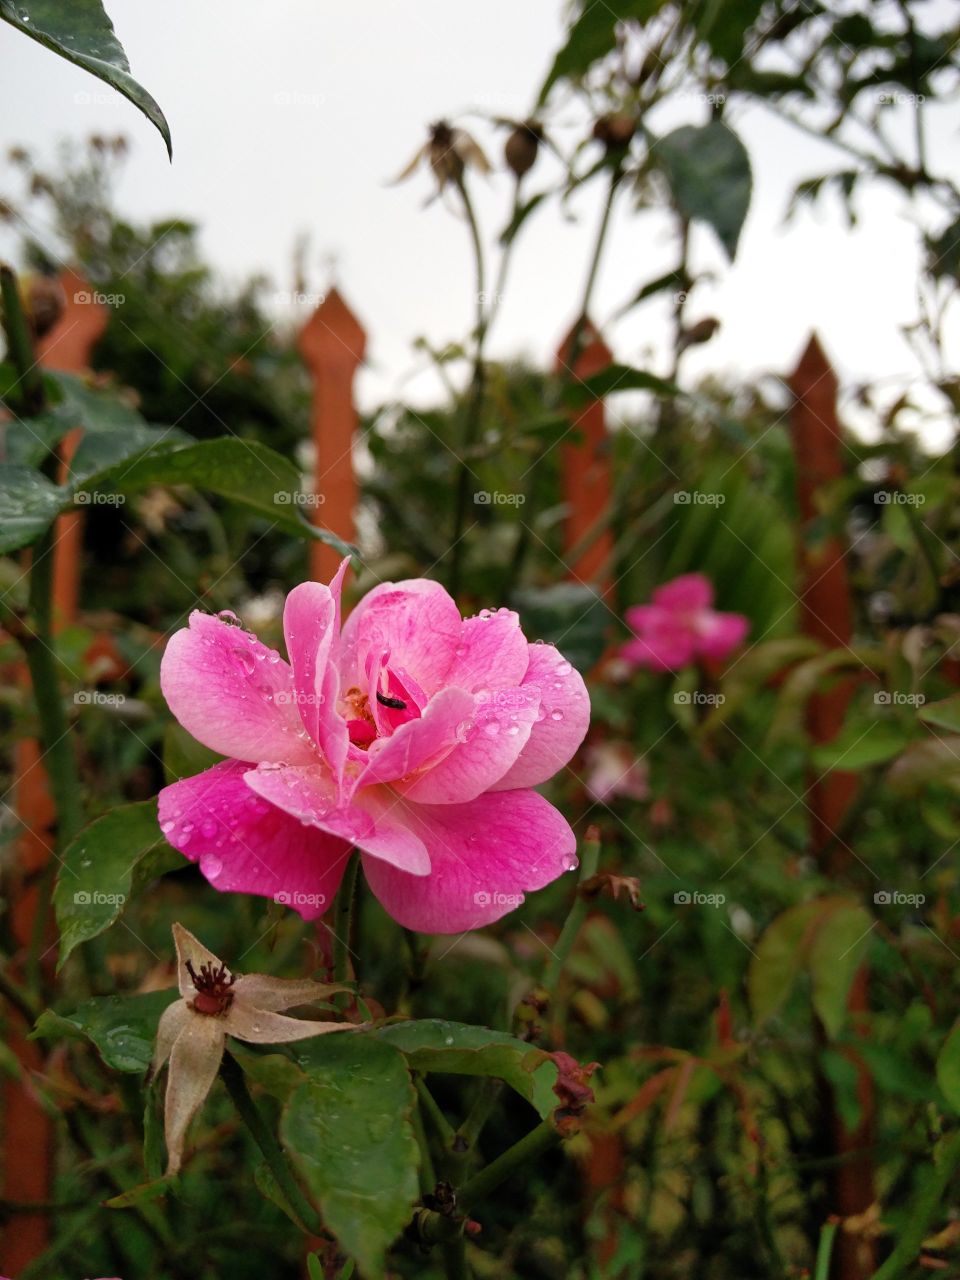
top-left (233, 646), bottom-right (257, 676)
top-left (506, 725), bottom-right (519, 735)
top-left (200, 818), bottom-right (218, 838)
top-left (160, 819), bottom-right (176, 834)
top-left (217, 609), bottom-right (241, 626)
top-left (550, 709), bottom-right (564, 721)
top-left (204, 855), bottom-right (223, 880)
top-left (483, 721), bottom-right (500, 737)
top-left (555, 661), bottom-right (572, 676)
top-left (478, 608), bottom-right (492, 620)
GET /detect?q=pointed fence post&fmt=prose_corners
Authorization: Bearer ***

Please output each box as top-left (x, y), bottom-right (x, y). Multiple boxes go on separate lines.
top-left (789, 333), bottom-right (874, 1280)
top-left (555, 316), bottom-right (613, 595)
top-left (297, 288), bottom-right (366, 583)
top-left (2, 269), bottom-right (107, 1276)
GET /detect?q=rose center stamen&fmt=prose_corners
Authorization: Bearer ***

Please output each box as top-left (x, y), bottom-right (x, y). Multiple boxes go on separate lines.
top-left (186, 958), bottom-right (238, 1016)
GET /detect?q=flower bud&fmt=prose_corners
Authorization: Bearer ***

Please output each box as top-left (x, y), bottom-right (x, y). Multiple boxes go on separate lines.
top-left (504, 120), bottom-right (544, 180)
top-left (592, 112), bottom-right (636, 152)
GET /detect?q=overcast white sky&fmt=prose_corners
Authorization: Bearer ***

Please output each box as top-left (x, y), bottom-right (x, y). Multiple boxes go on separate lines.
top-left (0, 0), bottom-right (956, 441)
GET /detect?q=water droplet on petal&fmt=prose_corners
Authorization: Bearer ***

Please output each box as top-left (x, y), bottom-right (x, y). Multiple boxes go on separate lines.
top-left (204, 855), bottom-right (223, 880)
top-left (160, 819), bottom-right (176, 834)
top-left (483, 721), bottom-right (500, 737)
top-left (200, 818), bottom-right (218, 838)
top-left (555, 661), bottom-right (572, 676)
top-left (233, 646), bottom-right (257, 676)
top-left (217, 609), bottom-right (241, 626)
top-left (550, 710), bottom-right (564, 721)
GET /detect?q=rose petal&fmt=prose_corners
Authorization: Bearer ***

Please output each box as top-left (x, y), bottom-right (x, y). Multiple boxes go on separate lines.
top-left (232, 974), bottom-right (348, 1012)
top-left (223, 1003), bottom-right (347, 1044)
top-left (490, 644), bottom-right (590, 790)
top-left (159, 761), bottom-right (349, 919)
top-left (356, 687), bottom-right (474, 790)
top-left (161, 613), bottom-right (315, 765)
top-left (361, 788), bottom-right (577, 933)
top-left (163, 1014), bottom-right (225, 1174)
top-left (339, 578), bottom-right (462, 695)
top-left (696, 610), bottom-right (749, 661)
top-left (282, 568), bottom-right (350, 785)
top-left (442, 609), bottom-right (529, 692)
top-left (652, 573), bottom-right (714, 611)
top-left (243, 763), bottom-right (430, 876)
top-left (398, 685), bottom-right (540, 804)
top-left (620, 614), bottom-right (697, 671)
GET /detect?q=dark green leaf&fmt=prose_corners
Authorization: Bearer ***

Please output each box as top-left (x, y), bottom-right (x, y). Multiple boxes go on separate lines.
top-left (920, 694), bottom-right (960, 735)
top-left (33, 990), bottom-right (177, 1073)
top-left (54, 799), bottom-right (180, 969)
top-left (809, 903), bottom-right (873, 1038)
top-left (511, 582), bottom-right (608, 673)
top-left (0, 464), bottom-right (63, 553)
top-left (0, 0), bottom-right (172, 156)
top-left (565, 364), bottom-right (678, 405)
top-left (652, 121), bottom-right (752, 260)
top-left (936, 1021), bottom-right (960, 1112)
top-left (499, 192), bottom-right (547, 246)
top-left (378, 1019), bottom-right (558, 1118)
top-left (282, 1035), bottom-right (419, 1277)
top-left (811, 722), bottom-right (911, 772)
top-left (538, 0), bottom-right (662, 103)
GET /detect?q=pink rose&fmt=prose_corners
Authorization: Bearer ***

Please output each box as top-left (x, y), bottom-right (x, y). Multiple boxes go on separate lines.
top-left (620, 573), bottom-right (748, 672)
top-left (158, 561), bottom-right (590, 933)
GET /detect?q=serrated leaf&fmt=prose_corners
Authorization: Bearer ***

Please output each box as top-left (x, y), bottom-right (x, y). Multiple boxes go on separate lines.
top-left (809, 903), bottom-right (873, 1038)
top-left (652, 121), bottom-right (752, 260)
top-left (281, 1035), bottom-right (419, 1277)
top-left (0, 464), bottom-right (63, 552)
top-left (53, 799), bottom-right (181, 969)
top-left (33, 990), bottom-right (177, 1073)
top-left (0, 0), bottom-right (171, 157)
top-left (377, 1019), bottom-right (558, 1118)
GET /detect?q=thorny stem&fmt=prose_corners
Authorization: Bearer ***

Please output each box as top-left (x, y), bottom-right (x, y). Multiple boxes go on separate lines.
top-left (220, 1053), bottom-right (325, 1238)
top-left (542, 827), bottom-right (601, 997)
top-left (449, 174), bottom-right (488, 598)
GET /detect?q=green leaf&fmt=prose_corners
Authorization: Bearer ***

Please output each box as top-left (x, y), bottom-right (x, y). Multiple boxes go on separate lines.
top-left (0, 0), bottom-right (172, 157)
top-left (53, 799), bottom-right (180, 969)
top-left (748, 900), bottom-right (821, 1025)
top-left (936, 1021), bottom-right (960, 1112)
top-left (920, 694), bottom-right (960, 735)
top-left (809, 903), bottom-right (873, 1038)
top-left (84, 438), bottom-right (356, 557)
top-left (538, 0), bottom-right (661, 103)
top-left (511, 582), bottom-right (608, 673)
top-left (281, 1035), bottom-right (419, 1277)
top-left (811, 722), bottom-right (911, 772)
top-left (652, 121), bottom-right (752, 260)
top-left (163, 722), bottom-right (222, 785)
top-left (499, 192), bottom-right (547, 246)
top-left (565, 364), bottom-right (677, 405)
top-left (33, 990), bottom-right (177, 1073)
top-left (0, 464), bottom-right (64, 553)
top-left (104, 1174), bottom-right (176, 1209)
top-left (377, 1019), bottom-right (559, 1118)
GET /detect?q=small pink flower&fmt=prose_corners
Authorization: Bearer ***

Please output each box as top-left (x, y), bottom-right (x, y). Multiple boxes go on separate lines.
top-left (584, 742), bottom-right (649, 804)
top-left (620, 573), bottom-right (748, 672)
top-left (158, 562), bottom-right (590, 933)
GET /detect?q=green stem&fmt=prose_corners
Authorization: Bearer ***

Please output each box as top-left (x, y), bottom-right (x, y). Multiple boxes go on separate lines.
top-left (450, 1076), bottom-right (503, 1163)
top-left (0, 262), bottom-right (44, 414)
top-left (220, 1053), bottom-right (325, 1238)
top-left (458, 1118), bottom-right (561, 1211)
top-left (814, 1219), bottom-right (838, 1280)
top-left (415, 1076), bottom-right (456, 1147)
top-left (331, 850), bottom-right (360, 987)
top-left (870, 1130), bottom-right (960, 1279)
top-left (449, 175), bottom-right (488, 598)
top-left (542, 828), bottom-right (601, 996)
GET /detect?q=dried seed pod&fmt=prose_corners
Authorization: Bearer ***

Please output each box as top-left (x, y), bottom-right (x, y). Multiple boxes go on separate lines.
top-left (592, 112), bottom-right (636, 152)
top-left (504, 120), bottom-right (544, 180)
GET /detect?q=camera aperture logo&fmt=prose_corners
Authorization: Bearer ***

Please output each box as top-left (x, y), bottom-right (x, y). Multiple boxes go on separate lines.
top-left (474, 889), bottom-right (524, 907)
top-left (74, 890), bottom-right (126, 906)
top-left (273, 891), bottom-right (327, 909)
top-left (674, 890), bottom-right (726, 907)
top-left (874, 889), bottom-right (925, 907)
